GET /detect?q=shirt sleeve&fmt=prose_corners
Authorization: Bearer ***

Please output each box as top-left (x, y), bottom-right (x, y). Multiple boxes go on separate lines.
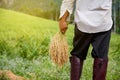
top-left (59, 0), bottom-right (76, 21)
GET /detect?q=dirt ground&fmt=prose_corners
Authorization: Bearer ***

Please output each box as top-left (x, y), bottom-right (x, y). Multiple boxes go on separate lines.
top-left (0, 70), bottom-right (25, 80)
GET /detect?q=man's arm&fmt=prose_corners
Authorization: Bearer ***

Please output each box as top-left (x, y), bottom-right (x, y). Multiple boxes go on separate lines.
top-left (59, 10), bottom-right (69, 34)
top-left (59, 0), bottom-right (76, 34)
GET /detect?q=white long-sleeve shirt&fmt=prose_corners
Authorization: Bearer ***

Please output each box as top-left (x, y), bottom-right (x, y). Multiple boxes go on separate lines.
top-left (60, 0), bottom-right (113, 33)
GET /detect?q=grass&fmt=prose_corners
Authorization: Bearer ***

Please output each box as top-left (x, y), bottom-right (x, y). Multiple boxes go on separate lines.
top-left (0, 8), bottom-right (120, 80)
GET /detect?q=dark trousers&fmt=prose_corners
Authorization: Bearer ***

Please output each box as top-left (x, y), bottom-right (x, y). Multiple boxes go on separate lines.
top-left (70, 26), bottom-right (111, 60)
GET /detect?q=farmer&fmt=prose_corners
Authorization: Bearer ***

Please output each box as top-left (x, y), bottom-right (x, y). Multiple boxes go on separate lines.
top-left (59, 0), bottom-right (113, 80)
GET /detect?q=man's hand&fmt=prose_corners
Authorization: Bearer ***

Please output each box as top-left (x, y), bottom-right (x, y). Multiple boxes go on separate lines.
top-left (59, 11), bottom-right (69, 34)
top-left (59, 20), bottom-right (68, 34)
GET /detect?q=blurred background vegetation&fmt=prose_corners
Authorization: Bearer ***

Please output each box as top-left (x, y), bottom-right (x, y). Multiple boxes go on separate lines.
top-left (0, 0), bottom-right (61, 20)
top-left (112, 0), bottom-right (120, 33)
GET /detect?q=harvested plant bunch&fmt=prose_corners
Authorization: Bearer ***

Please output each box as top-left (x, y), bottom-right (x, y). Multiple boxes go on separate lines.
top-left (49, 32), bottom-right (69, 67)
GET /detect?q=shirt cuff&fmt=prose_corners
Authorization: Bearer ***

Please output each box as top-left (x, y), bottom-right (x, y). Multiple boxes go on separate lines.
top-left (59, 5), bottom-right (73, 21)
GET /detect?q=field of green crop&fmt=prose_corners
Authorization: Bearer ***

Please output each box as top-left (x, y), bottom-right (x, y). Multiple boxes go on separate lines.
top-left (0, 8), bottom-right (120, 80)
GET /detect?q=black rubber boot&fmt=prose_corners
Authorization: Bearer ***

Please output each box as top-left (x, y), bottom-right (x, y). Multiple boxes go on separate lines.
top-left (70, 56), bottom-right (83, 80)
top-left (93, 58), bottom-right (108, 80)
